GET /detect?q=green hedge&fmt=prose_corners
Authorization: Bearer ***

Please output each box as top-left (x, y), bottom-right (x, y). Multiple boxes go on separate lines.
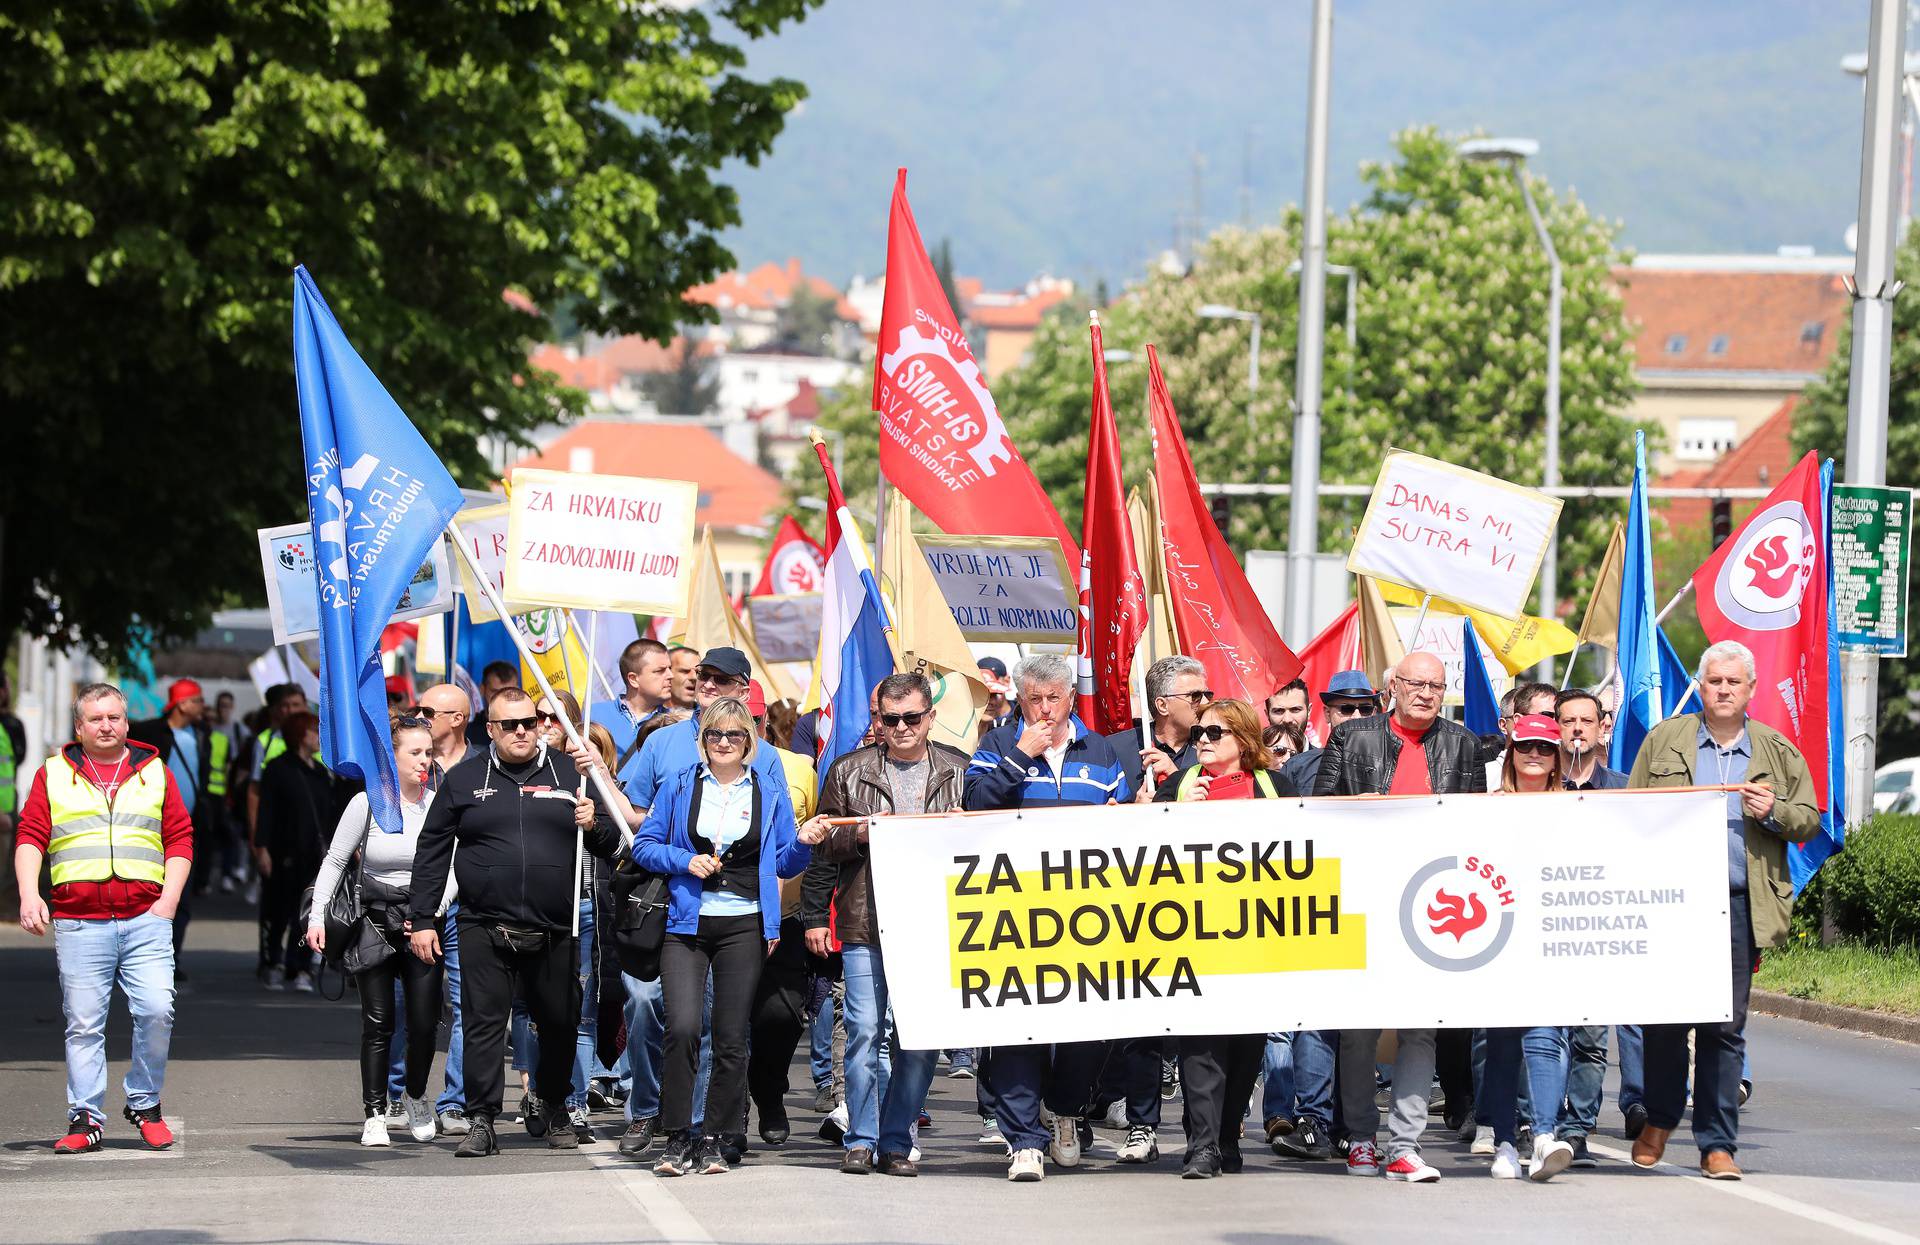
top-left (1792, 813), bottom-right (1920, 946)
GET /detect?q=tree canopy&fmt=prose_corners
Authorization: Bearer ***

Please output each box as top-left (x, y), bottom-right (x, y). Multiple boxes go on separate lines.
top-left (1, 0), bottom-right (819, 656)
top-left (795, 128), bottom-right (1646, 615)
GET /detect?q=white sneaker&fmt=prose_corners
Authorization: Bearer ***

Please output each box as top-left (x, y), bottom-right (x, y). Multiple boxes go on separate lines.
top-left (1529, 1134), bottom-right (1573, 1183)
top-left (1098, 1099), bottom-right (1128, 1131)
top-left (1007, 1147), bottom-right (1045, 1181)
top-left (1045, 1112), bottom-right (1081, 1168)
top-left (908, 1119), bottom-right (921, 1164)
top-left (360, 1116), bottom-right (391, 1147)
top-left (262, 966), bottom-right (286, 991)
top-left (1470, 1124), bottom-right (1496, 1156)
top-left (978, 1116), bottom-right (1007, 1150)
top-left (403, 1095), bottom-right (437, 1143)
top-left (290, 971), bottom-right (315, 994)
top-left (1490, 1142), bottom-right (1521, 1179)
top-left (1116, 1124), bottom-right (1158, 1164)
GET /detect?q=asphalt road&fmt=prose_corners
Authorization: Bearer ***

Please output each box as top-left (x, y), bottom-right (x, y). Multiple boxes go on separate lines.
top-left (2, 896), bottom-right (1917, 1245)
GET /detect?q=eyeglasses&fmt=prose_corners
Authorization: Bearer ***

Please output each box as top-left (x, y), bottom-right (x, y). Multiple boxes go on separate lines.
top-left (393, 714), bottom-right (430, 731)
top-left (702, 728), bottom-right (750, 746)
top-left (697, 671), bottom-right (747, 689)
top-left (1165, 689), bottom-right (1213, 707)
top-left (1328, 701), bottom-right (1377, 717)
top-left (1395, 677), bottom-right (1447, 696)
top-left (490, 716), bottom-right (538, 734)
top-left (535, 710), bottom-right (563, 725)
top-left (1512, 740), bottom-right (1558, 757)
top-left (408, 705), bottom-right (438, 720)
top-left (879, 711), bottom-right (928, 728)
top-left (1194, 724), bottom-right (1232, 743)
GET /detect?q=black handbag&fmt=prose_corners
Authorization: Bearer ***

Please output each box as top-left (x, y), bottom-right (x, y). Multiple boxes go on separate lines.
top-left (609, 858), bottom-right (669, 982)
top-left (344, 877), bottom-right (405, 975)
top-left (301, 862), bottom-right (362, 970)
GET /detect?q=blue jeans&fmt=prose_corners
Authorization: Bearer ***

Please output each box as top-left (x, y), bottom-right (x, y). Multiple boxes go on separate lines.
top-left (1290, 1030), bottom-right (1334, 1128)
top-left (1644, 890), bottom-right (1753, 1156)
top-left (1615, 1024), bottom-right (1644, 1114)
top-left (624, 971), bottom-right (711, 1128)
top-left (810, 990), bottom-right (835, 1089)
top-left (841, 945), bottom-right (893, 1151)
top-left (54, 911), bottom-right (176, 1122)
top-left (1560, 1024), bottom-right (1609, 1138)
top-left (1472, 1028), bottom-right (1533, 1127)
top-left (1483, 1027), bottom-right (1568, 1146)
top-left (878, 1047), bottom-right (940, 1155)
top-left (1261, 1032), bottom-right (1296, 1122)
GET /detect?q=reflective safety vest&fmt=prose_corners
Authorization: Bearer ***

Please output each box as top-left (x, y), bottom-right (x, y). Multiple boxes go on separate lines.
top-left (0, 726), bottom-right (15, 815)
top-left (260, 729), bottom-right (286, 769)
top-left (44, 755), bottom-right (168, 886)
top-left (206, 729), bottom-right (230, 798)
top-left (1174, 767), bottom-right (1280, 801)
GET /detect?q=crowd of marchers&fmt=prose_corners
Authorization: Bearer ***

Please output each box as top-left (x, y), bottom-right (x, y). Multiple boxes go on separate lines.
top-left (12, 633), bottom-right (1814, 1186)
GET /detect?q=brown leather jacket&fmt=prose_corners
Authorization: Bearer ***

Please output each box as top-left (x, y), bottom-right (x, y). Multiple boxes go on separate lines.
top-left (799, 740), bottom-right (969, 946)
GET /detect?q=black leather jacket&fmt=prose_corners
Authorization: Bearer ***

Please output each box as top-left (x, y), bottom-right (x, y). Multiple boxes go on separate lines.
top-left (1311, 713), bottom-right (1487, 796)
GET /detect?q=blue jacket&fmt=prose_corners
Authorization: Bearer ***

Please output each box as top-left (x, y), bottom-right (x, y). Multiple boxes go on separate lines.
top-left (634, 762), bottom-right (811, 941)
top-left (964, 716), bottom-right (1133, 810)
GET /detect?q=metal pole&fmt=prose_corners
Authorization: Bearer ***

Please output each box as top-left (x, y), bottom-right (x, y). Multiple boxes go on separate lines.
top-left (1246, 314), bottom-right (1261, 434)
top-left (873, 469), bottom-right (892, 571)
top-left (1514, 166), bottom-right (1562, 672)
top-left (1843, 0), bottom-right (1906, 828)
top-left (1285, 0), bottom-right (1333, 648)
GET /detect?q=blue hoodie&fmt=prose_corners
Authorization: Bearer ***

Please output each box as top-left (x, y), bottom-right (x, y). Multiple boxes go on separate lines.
top-left (964, 715), bottom-right (1133, 810)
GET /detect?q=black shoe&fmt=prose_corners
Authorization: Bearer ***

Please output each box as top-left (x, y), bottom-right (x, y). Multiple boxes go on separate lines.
top-left (1273, 1117), bottom-right (1331, 1161)
top-left (1220, 1143), bottom-right (1244, 1174)
top-left (546, 1103), bottom-right (579, 1149)
top-left (1623, 1103), bottom-right (1648, 1141)
top-left (1077, 1117), bottom-right (1094, 1152)
top-left (653, 1129), bottom-right (696, 1176)
top-left (1566, 1135), bottom-right (1596, 1168)
top-left (1182, 1144), bottom-right (1223, 1178)
top-left (454, 1115), bottom-right (498, 1158)
top-left (619, 1117), bottom-right (659, 1157)
top-left (877, 1150), bottom-right (919, 1176)
top-left (841, 1145), bottom-right (874, 1174)
top-left (719, 1133), bottom-right (747, 1166)
top-left (1738, 1078), bottom-right (1752, 1107)
top-left (819, 1111), bottom-right (846, 1144)
top-left (694, 1135), bottom-right (731, 1174)
top-left (759, 1109), bottom-right (790, 1146)
top-left (1444, 1102), bottom-right (1472, 1135)
top-left (522, 1093), bottom-right (548, 1137)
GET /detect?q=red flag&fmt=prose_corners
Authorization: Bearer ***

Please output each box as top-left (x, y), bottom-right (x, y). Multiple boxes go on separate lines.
top-left (751, 515), bottom-right (827, 596)
top-left (1690, 451), bottom-right (1832, 809)
top-left (1294, 601), bottom-right (1362, 748)
top-left (871, 170), bottom-right (1078, 564)
top-left (1075, 313), bottom-right (1148, 733)
top-left (1145, 345), bottom-right (1301, 702)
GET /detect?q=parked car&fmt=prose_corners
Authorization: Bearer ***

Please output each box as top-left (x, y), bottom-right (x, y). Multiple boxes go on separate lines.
top-left (1872, 758), bottom-right (1920, 812)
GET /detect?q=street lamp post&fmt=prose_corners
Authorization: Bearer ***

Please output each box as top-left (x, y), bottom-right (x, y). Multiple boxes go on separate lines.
top-left (1842, 50), bottom-right (1920, 223)
top-left (1460, 137), bottom-right (1560, 662)
top-left (1286, 259), bottom-right (1359, 390)
top-left (1197, 303), bottom-right (1262, 434)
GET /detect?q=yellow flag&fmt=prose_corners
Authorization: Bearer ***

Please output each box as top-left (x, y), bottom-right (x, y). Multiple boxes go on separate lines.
top-left (1356, 575), bottom-right (1407, 689)
top-left (879, 491), bottom-right (989, 755)
top-left (1576, 521), bottom-right (1626, 651)
top-left (518, 608), bottom-right (591, 706)
top-left (1127, 482), bottom-right (1179, 683)
top-left (682, 526), bottom-right (794, 702)
top-left (1375, 580), bottom-right (1578, 675)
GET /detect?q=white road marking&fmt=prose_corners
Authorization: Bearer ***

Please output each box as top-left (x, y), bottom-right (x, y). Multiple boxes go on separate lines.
top-left (586, 1150), bottom-right (714, 1244)
top-left (1587, 1140), bottom-right (1920, 1245)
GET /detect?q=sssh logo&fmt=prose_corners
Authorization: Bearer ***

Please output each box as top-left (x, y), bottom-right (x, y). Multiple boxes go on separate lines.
top-left (1399, 854), bottom-right (1516, 972)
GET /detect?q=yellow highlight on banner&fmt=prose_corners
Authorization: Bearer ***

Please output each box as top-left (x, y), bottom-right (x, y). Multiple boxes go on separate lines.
top-left (942, 851), bottom-right (1367, 1004)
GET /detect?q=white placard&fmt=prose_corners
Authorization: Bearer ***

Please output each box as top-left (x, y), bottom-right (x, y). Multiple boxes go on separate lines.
top-left (914, 534), bottom-right (1077, 643)
top-left (503, 468), bottom-right (698, 615)
top-left (449, 503), bottom-right (534, 624)
top-left (258, 521), bottom-right (452, 646)
top-left (869, 790), bottom-right (1732, 1048)
top-left (746, 594), bottom-right (823, 664)
top-left (1346, 450), bottom-right (1562, 618)
top-left (1389, 607), bottom-right (1513, 706)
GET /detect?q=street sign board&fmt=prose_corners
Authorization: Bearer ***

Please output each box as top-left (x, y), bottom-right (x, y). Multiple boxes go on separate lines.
top-left (1833, 483), bottom-right (1912, 657)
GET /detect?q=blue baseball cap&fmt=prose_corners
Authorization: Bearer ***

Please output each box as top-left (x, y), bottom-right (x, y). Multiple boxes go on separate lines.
top-left (1320, 670), bottom-right (1377, 702)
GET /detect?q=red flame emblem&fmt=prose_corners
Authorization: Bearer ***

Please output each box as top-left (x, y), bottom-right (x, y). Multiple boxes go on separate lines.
top-left (1743, 533), bottom-right (1800, 600)
top-left (1426, 889), bottom-right (1488, 941)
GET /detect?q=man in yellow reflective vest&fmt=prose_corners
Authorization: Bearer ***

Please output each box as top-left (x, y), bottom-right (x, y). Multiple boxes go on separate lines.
top-left (13, 682), bottom-right (194, 1154)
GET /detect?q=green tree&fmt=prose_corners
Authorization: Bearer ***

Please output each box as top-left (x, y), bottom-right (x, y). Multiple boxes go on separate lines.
top-left (641, 342), bottom-right (720, 416)
top-left (773, 282), bottom-right (841, 356)
top-left (1794, 228), bottom-right (1920, 757)
top-left (1, 0), bottom-right (820, 656)
top-left (791, 128), bottom-right (1645, 616)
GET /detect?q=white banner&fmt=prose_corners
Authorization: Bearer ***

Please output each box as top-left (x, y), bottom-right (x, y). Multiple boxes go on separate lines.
top-left (868, 790), bottom-right (1732, 1049)
top-left (1390, 608), bottom-right (1513, 706)
top-left (450, 503), bottom-right (533, 624)
top-left (914, 534), bottom-right (1077, 643)
top-left (1346, 450), bottom-right (1562, 619)
top-left (503, 468), bottom-right (698, 615)
top-left (258, 521), bottom-right (452, 646)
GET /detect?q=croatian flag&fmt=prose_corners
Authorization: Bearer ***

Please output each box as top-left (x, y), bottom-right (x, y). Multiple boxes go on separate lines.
top-left (806, 439), bottom-right (895, 776)
top-left (293, 266), bottom-right (464, 832)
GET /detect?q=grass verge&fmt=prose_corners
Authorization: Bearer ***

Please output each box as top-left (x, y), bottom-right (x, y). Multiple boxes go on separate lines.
top-left (1755, 939), bottom-right (1920, 1018)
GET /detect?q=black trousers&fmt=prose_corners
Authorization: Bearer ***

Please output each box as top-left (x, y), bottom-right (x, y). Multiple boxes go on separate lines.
top-left (357, 924), bottom-right (446, 1112)
top-left (747, 916), bottom-right (812, 1123)
top-left (661, 913), bottom-right (764, 1137)
top-left (259, 858), bottom-right (317, 975)
top-left (458, 918), bottom-right (580, 1120)
top-left (1644, 890), bottom-right (1755, 1156)
top-left (1179, 1034), bottom-right (1264, 1161)
top-left (1435, 1028), bottom-right (1474, 1122)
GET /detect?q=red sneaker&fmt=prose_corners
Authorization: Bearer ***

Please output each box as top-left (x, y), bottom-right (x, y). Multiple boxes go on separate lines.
top-left (54, 1113), bottom-right (102, 1154)
top-left (124, 1103), bottom-right (174, 1150)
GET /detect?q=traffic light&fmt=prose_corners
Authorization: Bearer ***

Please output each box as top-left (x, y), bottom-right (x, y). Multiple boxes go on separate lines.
top-left (1711, 498), bottom-right (1732, 550)
top-left (1210, 494), bottom-right (1231, 532)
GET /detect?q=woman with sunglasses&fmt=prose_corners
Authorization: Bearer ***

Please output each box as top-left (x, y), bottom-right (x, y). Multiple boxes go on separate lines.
top-left (305, 715), bottom-right (454, 1146)
top-left (1152, 698), bottom-right (1293, 1178)
top-left (1479, 713), bottom-right (1576, 1183)
top-left (635, 695), bottom-right (809, 1177)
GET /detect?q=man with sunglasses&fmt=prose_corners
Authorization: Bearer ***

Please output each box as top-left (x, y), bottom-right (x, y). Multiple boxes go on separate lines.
top-left (615, 649), bottom-right (786, 817)
top-left (1279, 670), bottom-right (1381, 800)
top-left (407, 687), bottom-right (622, 1158)
top-left (1109, 655), bottom-right (1207, 803)
top-left (1313, 651), bottom-right (1485, 1185)
top-left (794, 672), bottom-right (967, 1176)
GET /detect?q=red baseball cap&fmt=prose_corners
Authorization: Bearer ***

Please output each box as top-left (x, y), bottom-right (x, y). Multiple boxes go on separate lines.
top-left (745, 679), bottom-right (768, 718)
top-left (1510, 713), bottom-right (1560, 745)
top-left (164, 678), bottom-right (204, 712)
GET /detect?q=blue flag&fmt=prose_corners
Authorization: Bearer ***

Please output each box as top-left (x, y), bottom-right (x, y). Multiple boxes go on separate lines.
top-left (293, 266), bottom-right (464, 832)
top-left (1656, 626), bottom-right (1696, 716)
top-left (1791, 459), bottom-right (1846, 893)
top-left (1461, 617), bottom-right (1501, 736)
top-left (1610, 432), bottom-right (1661, 772)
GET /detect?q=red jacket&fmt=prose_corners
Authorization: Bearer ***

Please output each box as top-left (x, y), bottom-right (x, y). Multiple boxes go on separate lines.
top-left (14, 741), bottom-right (194, 919)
